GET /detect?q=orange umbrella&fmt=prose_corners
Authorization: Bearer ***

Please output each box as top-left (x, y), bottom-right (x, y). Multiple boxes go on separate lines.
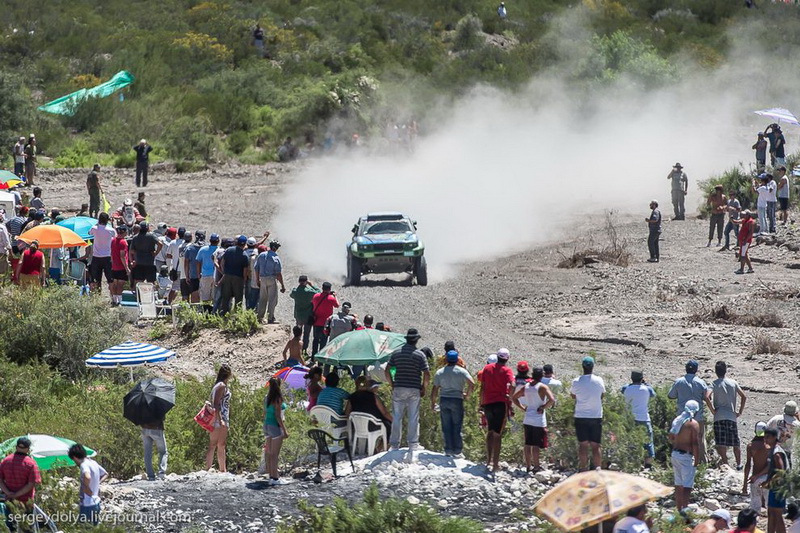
top-left (18, 225), bottom-right (87, 249)
top-left (534, 469), bottom-right (672, 531)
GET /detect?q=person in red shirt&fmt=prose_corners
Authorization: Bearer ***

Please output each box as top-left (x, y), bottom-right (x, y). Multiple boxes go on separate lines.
top-left (734, 210), bottom-right (755, 275)
top-left (310, 282), bottom-right (339, 356)
top-left (110, 226), bottom-right (131, 306)
top-left (0, 437), bottom-right (42, 529)
top-left (478, 348), bottom-right (515, 472)
top-left (14, 240), bottom-right (45, 288)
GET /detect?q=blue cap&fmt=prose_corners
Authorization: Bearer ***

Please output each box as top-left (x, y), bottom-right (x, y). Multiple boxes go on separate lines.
top-left (582, 356), bottom-right (595, 367)
top-left (210, 233), bottom-right (220, 242)
top-left (446, 350), bottom-right (459, 363)
top-left (686, 360), bottom-right (698, 373)
top-left (237, 235), bottom-right (247, 245)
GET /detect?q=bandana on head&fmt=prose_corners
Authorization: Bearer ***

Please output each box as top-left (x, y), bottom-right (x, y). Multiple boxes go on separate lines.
top-left (670, 400), bottom-right (699, 435)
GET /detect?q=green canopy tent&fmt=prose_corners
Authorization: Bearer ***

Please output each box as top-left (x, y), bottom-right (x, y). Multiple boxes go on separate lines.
top-left (38, 70), bottom-right (135, 116)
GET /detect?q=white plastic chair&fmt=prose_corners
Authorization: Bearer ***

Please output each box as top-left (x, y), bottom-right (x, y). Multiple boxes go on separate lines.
top-left (309, 405), bottom-right (348, 441)
top-left (348, 412), bottom-right (387, 456)
top-left (136, 283), bottom-right (158, 324)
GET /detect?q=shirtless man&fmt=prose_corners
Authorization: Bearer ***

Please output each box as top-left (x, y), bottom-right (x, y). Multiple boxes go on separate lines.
top-left (669, 400), bottom-right (701, 514)
top-left (281, 325), bottom-right (305, 368)
top-left (743, 421), bottom-right (771, 513)
top-left (691, 510), bottom-right (731, 533)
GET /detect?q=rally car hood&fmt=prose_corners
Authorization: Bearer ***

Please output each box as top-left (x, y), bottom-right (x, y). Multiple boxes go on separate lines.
top-left (355, 233), bottom-right (417, 244)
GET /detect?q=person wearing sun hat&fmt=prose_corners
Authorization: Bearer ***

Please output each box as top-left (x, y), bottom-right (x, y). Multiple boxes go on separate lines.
top-left (431, 350), bottom-right (474, 458)
top-left (767, 400), bottom-right (800, 464)
top-left (570, 356), bottom-right (606, 471)
top-left (386, 328), bottom-right (430, 453)
top-left (691, 509), bottom-right (731, 533)
top-left (668, 162), bottom-right (688, 220)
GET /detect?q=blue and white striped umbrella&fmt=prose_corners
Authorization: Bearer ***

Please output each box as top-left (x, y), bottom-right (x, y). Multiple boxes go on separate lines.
top-left (754, 107), bottom-right (800, 126)
top-left (85, 341), bottom-right (176, 368)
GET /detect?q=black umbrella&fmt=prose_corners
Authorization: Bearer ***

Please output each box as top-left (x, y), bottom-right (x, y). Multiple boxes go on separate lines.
top-left (123, 378), bottom-right (176, 426)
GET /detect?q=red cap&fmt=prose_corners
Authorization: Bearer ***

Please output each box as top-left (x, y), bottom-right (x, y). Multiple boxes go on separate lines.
top-left (166, 227), bottom-right (177, 239)
top-left (257, 245), bottom-right (268, 253)
top-left (517, 361), bottom-right (529, 372)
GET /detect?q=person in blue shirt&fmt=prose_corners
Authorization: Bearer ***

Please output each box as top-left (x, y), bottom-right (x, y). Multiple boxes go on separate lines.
top-left (196, 233), bottom-right (219, 305)
top-left (255, 240), bottom-right (286, 324)
top-left (183, 230), bottom-right (205, 303)
top-left (668, 360), bottom-right (710, 463)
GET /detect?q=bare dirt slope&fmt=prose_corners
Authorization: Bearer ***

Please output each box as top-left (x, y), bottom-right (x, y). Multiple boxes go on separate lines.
top-left (40, 164), bottom-right (799, 432)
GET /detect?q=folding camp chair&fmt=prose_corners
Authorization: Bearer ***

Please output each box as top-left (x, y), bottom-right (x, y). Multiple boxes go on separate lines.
top-left (136, 283), bottom-right (158, 325)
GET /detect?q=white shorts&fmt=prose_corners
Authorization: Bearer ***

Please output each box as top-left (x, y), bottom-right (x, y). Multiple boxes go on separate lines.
top-left (750, 474), bottom-right (767, 511)
top-left (671, 450), bottom-right (696, 488)
top-left (740, 243), bottom-right (749, 256)
top-left (199, 276), bottom-right (214, 302)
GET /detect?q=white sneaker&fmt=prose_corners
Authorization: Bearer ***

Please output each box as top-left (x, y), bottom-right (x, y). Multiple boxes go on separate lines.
top-left (270, 478), bottom-right (289, 486)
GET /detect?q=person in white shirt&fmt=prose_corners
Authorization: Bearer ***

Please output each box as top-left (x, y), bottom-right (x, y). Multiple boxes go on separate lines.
top-left (88, 213), bottom-right (116, 295)
top-left (622, 369), bottom-right (656, 468)
top-left (753, 174), bottom-right (773, 235)
top-left (164, 227), bottom-right (182, 303)
top-left (767, 400), bottom-right (800, 464)
top-left (512, 367), bottom-right (554, 472)
top-left (612, 504), bottom-right (651, 533)
top-left (541, 364), bottom-right (563, 394)
top-left (776, 166), bottom-right (792, 227)
top-left (68, 443), bottom-right (108, 526)
top-left (570, 356), bottom-right (606, 471)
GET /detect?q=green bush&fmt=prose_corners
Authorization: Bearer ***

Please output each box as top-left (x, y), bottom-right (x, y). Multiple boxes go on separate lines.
top-left (278, 484), bottom-right (483, 533)
top-left (0, 286), bottom-right (126, 379)
top-left (173, 305), bottom-right (261, 336)
top-left (162, 115), bottom-right (222, 163)
top-left (698, 165), bottom-right (755, 215)
top-left (453, 15), bottom-right (485, 52)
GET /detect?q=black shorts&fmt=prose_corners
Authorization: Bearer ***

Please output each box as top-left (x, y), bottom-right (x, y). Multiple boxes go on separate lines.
top-left (132, 264), bottom-right (157, 283)
top-left (483, 402), bottom-right (507, 434)
top-left (574, 418), bottom-right (603, 444)
top-left (89, 256), bottom-right (113, 284)
top-left (779, 197), bottom-right (789, 210)
top-left (180, 279), bottom-right (192, 298)
top-left (713, 419), bottom-right (740, 447)
top-left (524, 425), bottom-right (548, 448)
top-left (111, 269), bottom-right (128, 281)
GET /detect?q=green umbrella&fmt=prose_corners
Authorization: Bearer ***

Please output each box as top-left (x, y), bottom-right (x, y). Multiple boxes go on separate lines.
top-left (0, 434), bottom-right (96, 470)
top-left (314, 329), bottom-right (407, 366)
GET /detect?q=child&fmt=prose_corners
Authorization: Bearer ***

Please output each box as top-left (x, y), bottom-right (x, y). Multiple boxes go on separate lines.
top-left (134, 192), bottom-right (147, 219)
top-left (282, 326), bottom-right (305, 368)
top-left (262, 378), bottom-right (289, 485)
top-left (30, 187), bottom-right (45, 210)
top-left (156, 264), bottom-right (171, 302)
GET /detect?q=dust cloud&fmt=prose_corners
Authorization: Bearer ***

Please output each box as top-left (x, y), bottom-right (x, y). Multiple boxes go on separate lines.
top-left (274, 18), bottom-right (796, 282)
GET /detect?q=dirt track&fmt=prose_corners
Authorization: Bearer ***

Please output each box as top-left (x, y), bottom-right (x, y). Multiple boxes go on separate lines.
top-left (39, 162), bottom-right (800, 434)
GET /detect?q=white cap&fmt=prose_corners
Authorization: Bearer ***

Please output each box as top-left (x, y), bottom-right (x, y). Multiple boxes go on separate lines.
top-left (140, 138), bottom-right (147, 144)
top-left (496, 348), bottom-right (510, 360)
top-left (710, 509), bottom-right (730, 527)
top-left (486, 354), bottom-right (498, 364)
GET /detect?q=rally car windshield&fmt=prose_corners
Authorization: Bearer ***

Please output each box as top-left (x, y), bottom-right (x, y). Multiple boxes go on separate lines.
top-left (363, 221), bottom-right (412, 235)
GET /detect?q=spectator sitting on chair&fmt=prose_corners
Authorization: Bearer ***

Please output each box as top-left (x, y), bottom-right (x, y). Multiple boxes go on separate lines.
top-left (346, 376), bottom-right (393, 446)
top-left (316, 372), bottom-right (348, 416)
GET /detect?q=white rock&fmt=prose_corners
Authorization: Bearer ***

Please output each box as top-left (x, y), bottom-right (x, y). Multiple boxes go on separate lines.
top-left (407, 496), bottom-right (420, 505)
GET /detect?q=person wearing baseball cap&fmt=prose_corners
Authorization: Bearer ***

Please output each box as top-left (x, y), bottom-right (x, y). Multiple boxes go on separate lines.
top-left (217, 233), bottom-right (251, 314)
top-left (734, 208), bottom-right (755, 274)
top-left (766, 400), bottom-right (800, 465)
top-left (183, 230), bottom-right (205, 302)
top-left (668, 360), bottom-right (710, 463)
top-left (0, 436), bottom-right (42, 525)
top-left (431, 350), bottom-right (475, 458)
top-left (309, 282), bottom-right (339, 355)
top-left (668, 162), bottom-right (688, 220)
top-left (512, 366), bottom-right (554, 472)
top-left (570, 356), bottom-right (606, 471)
top-left (692, 509), bottom-right (731, 533)
top-left (289, 275), bottom-right (319, 349)
top-left (385, 329), bottom-right (430, 455)
top-left (325, 301), bottom-right (357, 342)
top-left (255, 237), bottom-right (286, 324)
top-left (478, 348), bottom-right (515, 472)
top-left (742, 421), bottom-right (770, 513)
top-left (622, 369), bottom-right (656, 468)
top-left (129, 220), bottom-right (162, 289)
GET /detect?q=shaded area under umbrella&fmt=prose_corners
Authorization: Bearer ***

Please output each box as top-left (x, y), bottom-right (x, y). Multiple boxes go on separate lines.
top-left (534, 469), bottom-right (672, 531)
top-left (123, 378), bottom-right (176, 426)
